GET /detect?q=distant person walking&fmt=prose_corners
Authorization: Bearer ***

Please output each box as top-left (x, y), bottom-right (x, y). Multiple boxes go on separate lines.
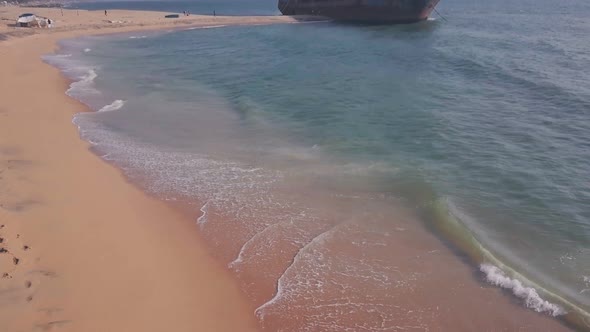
top-left (47, 18), bottom-right (52, 28)
top-left (213, 10), bottom-right (216, 16)
top-left (104, 10), bottom-right (107, 16)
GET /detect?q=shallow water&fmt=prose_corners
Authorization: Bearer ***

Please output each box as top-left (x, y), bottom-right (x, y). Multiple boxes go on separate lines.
top-left (47, 0), bottom-right (590, 329)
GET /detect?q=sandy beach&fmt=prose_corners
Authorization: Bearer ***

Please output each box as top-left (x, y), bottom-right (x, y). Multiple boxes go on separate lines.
top-left (0, 5), bottom-right (581, 332)
top-left (0, 6), bottom-right (314, 332)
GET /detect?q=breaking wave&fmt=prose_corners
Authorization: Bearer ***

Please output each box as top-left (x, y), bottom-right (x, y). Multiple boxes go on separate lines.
top-left (67, 68), bottom-right (99, 97)
top-left (430, 198), bottom-right (590, 329)
top-left (98, 99), bottom-right (126, 112)
top-left (480, 264), bottom-right (566, 316)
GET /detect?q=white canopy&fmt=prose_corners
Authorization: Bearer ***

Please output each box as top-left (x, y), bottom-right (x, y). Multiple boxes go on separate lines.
top-left (17, 14), bottom-right (37, 24)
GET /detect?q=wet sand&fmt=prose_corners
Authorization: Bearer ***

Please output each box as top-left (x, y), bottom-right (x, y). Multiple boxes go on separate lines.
top-left (0, 5), bottom-right (577, 332)
top-left (194, 183), bottom-right (576, 331)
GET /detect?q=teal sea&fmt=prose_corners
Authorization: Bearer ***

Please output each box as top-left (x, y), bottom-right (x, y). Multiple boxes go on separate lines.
top-left (48, 0), bottom-right (590, 330)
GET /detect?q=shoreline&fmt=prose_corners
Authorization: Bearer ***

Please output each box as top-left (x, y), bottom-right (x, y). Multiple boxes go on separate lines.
top-left (0, 6), bottom-right (584, 332)
top-left (0, 6), bottom-right (324, 41)
top-left (426, 197), bottom-right (590, 330)
top-left (0, 7), bottom-right (307, 331)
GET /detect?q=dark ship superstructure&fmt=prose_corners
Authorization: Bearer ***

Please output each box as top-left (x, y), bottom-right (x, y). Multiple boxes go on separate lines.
top-left (279, 0), bottom-right (441, 24)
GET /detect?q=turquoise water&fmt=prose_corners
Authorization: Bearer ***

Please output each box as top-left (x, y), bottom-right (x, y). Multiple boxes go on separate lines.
top-left (48, 0), bottom-right (590, 329)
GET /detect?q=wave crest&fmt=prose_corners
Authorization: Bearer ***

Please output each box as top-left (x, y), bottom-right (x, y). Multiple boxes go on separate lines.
top-left (480, 264), bottom-right (566, 316)
top-left (98, 99), bottom-right (125, 112)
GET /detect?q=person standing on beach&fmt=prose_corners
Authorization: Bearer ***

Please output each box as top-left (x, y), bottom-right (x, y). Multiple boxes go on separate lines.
top-left (104, 10), bottom-right (107, 16)
top-left (47, 18), bottom-right (52, 28)
top-left (213, 10), bottom-right (216, 17)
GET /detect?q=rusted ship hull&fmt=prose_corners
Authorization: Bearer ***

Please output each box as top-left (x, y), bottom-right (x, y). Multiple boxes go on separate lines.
top-left (279, 0), bottom-right (440, 24)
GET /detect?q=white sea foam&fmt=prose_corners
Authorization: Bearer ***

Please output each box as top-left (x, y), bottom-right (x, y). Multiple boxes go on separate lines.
top-left (480, 264), bottom-right (566, 316)
top-left (228, 219), bottom-right (282, 269)
top-left (98, 99), bottom-right (125, 112)
top-left (187, 25), bottom-right (227, 30)
top-left (197, 201), bottom-right (210, 227)
top-left (83, 48), bottom-right (91, 53)
top-left (78, 68), bottom-right (97, 83)
top-left (228, 211), bottom-right (312, 270)
top-left (68, 68), bottom-right (100, 96)
top-left (255, 224), bottom-right (340, 319)
top-left (581, 276), bottom-right (590, 294)
top-left (129, 35), bottom-right (147, 39)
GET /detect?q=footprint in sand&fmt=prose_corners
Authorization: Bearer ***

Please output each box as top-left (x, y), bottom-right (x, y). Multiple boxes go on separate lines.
top-left (0, 247), bottom-right (19, 278)
top-left (28, 270), bottom-right (57, 278)
top-left (35, 320), bottom-right (71, 331)
top-left (1, 200), bottom-right (40, 212)
top-left (38, 307), bottom-right (63, 316)
top-left (0, 223), bottom-right (41, 306)
top-left (4, 159), bottom-right (34, 170)
top-left (0, 226), bottom-right (28, 281)
top-left (0, 154), bottom-right (41, 213)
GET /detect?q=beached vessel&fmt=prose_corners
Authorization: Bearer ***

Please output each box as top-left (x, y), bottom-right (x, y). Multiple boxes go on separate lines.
top-left (278, 0), bottom-right (440, 24)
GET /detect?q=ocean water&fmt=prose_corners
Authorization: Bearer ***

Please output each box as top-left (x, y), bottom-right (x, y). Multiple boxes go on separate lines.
top-left (47, 0), bottom-right (590, 330)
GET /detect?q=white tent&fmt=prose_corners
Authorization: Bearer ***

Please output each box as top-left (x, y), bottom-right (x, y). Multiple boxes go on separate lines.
top-left (16, 13), bottom-right (49, 28)
top-left (17, 13), bottom-right (37, 27)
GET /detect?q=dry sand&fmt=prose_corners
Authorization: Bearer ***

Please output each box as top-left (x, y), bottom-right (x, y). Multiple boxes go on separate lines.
top-left (0, 6), bottom-right (317, 39)
top-left (0, 6), bottom-right (316, 332)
